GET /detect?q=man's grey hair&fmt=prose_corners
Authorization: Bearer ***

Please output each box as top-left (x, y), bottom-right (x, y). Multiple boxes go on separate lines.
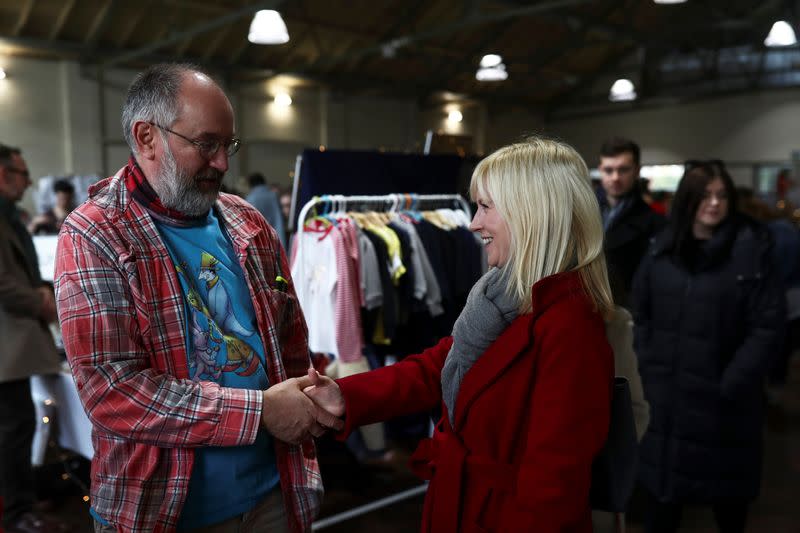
top-left (121, 63), bottom-right (203, 154)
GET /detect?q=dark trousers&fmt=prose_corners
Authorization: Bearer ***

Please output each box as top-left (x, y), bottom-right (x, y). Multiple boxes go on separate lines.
top-left (0, 378), bottom-right (36, 525)
top-left (643, 490), bottom-right (749, 533)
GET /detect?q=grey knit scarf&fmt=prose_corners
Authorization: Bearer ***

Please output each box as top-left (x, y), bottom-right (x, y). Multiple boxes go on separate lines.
top-left (441, 267), bottom-right (519, 425)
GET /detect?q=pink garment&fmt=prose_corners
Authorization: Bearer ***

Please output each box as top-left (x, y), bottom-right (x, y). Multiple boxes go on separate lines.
top-left (338, 219), bottom-right (364, 308)
top-left (331, 226), bottom-right (364, 363)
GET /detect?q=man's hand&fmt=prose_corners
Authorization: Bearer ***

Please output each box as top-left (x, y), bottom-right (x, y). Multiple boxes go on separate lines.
top-left (298, 367), bottom-right (346, 418)
top-left (261, 377), bottom-right (344, 444)
top-left (37, 286), bottom-right (57, 323)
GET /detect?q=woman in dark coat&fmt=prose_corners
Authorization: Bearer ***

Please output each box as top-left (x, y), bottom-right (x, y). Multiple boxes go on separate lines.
top-left (632, 160), bottom-right (785, 533)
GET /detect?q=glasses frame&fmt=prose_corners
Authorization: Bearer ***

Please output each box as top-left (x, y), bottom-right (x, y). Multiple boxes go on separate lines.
top-left (148, 122), bottom-right (241, 159)
top-left (4, 166), bottom-right (30, 179)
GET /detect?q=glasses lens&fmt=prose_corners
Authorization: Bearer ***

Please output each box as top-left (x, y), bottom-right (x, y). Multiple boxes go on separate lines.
top-left (226, 138), bottom-right (241, 157)
top-left (196, 141), bottom-right (217, 159)
top-left (7, 167), bottom-right (29, 179)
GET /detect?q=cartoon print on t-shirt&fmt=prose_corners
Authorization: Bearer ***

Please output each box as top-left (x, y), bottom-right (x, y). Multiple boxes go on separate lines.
top-left (200, 252), bottom-right (255, 338)
top-left (176, 255), bottom-right (259, 380)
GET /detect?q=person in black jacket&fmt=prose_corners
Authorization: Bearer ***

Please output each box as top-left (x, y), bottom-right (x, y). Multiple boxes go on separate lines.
top-left (632, 160), bottom-right (785, 533)
top-left (598, 138), bottom-right (665, 306)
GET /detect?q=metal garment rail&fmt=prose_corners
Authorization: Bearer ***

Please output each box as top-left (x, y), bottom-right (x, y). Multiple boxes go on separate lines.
top-left (297, 193), bottom-right (472, 232)
top-left (296, 193), bottom-right (472, 265)
top-left (296, 193), bottom-right (469, 527)
top-left (311, 484), bottom-right (429, 530)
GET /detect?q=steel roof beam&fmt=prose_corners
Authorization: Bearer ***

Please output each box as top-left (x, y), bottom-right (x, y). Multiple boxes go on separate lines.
top-left (101, 0), bottom-right (285, 68)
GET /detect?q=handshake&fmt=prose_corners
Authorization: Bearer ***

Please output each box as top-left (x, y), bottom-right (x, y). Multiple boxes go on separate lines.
top-left (260, 368), bottom-right (346, 445)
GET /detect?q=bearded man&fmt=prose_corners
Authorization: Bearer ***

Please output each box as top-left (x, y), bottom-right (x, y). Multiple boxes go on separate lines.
top-left (54, 63), bottom-right (341, 533)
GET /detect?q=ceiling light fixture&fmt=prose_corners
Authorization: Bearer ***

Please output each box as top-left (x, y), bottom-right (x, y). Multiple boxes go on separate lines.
top-left (476, 54), bottom-right (508, 81)
top-left (447, 110), bottom-right (463, 123)
top-left (0, 68), bottom-right (6, 80)
top-left (248, 10), bottom-right (290, 45)
top-left (609, 78), bottom-right (637, 102)
top-left (479, 54), bottom-right (503, 68)
top-left (652, 0), bottom-right (688, 4)
top-left (764, 20), bottom-right (797, 47)
top-left (274, 92), bottom-right (292, 107)
top-left (476, 65), bottom-right (508, 81)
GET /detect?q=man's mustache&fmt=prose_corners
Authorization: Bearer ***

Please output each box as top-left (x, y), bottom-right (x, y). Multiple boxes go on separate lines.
top-left (194, 169), bottom-right (224, 182)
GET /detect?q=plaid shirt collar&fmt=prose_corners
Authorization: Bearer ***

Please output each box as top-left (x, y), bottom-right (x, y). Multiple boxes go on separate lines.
top-left (123, 156), bottom-right (207, 227)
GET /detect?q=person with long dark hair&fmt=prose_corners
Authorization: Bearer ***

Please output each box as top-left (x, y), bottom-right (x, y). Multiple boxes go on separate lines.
top-left (632, 160), bottom-right (785, 533)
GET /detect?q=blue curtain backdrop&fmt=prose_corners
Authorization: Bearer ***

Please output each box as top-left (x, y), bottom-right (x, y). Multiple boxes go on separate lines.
top-left (294, 149), bottom-right (469, 219)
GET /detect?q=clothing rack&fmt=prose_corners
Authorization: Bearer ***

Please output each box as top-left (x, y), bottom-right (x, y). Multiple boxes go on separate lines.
top-left (297, 193), bottom-right (472, 231)
top-left (296, 193), bottom-right (472, 262)
top-left (295, 193), bottom-right (471, 529)
top-left (287, 148), bottom-right (468, 232)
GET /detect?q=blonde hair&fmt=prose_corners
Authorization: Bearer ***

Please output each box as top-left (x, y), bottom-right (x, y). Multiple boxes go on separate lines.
top-left (469, 136), bottom-right (613, 317)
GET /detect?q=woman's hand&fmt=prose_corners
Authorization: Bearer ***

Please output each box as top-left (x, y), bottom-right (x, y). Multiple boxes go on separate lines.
top-left (300, 367), bottom-right (346, 419)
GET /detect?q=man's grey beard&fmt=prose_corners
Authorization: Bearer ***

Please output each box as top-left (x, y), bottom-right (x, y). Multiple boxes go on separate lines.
top-left (151, 144), bottom-right (223, 217)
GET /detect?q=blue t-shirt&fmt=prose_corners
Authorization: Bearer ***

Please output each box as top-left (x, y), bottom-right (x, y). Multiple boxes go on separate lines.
top-left (155, 209), bottom-right (280, 531)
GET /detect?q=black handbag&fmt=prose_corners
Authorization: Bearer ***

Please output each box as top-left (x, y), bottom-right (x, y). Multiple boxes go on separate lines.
top-left (590, 376), bottom-right (638, 512)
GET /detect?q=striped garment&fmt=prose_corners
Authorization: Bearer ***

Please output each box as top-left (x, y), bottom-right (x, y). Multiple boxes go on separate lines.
top-left (54, 159), bottom-right (321, 533)
top-left (332, 220), bottom-right (364, 363)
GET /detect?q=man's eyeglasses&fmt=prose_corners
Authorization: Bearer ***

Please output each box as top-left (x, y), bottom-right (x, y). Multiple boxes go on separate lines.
top-left (149, 122), bottom-right (241, 159)
top-left (4, 166), bottom-right (30, 179)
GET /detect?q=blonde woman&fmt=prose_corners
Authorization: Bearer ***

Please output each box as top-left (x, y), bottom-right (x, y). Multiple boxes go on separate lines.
top-left (302, 138), bottom-right (616, 532)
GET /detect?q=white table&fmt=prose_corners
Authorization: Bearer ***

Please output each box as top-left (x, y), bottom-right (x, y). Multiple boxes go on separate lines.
top-left (30, 371), bottom-right (94, 463)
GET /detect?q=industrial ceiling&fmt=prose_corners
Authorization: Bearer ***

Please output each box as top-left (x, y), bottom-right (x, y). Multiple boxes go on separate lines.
top-left (0, 0), bottom-right (798, 116)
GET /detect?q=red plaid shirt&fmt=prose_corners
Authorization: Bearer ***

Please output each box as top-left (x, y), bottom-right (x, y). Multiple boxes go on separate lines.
top-left (54, 162), bottom-right (321, 532)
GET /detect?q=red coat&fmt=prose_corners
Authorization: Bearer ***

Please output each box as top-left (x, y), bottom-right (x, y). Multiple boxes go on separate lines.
top-left (337, 271), bottom-right (614, 532)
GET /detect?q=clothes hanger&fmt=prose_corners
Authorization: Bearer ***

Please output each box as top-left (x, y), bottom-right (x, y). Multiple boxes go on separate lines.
top-left (305, 196), bottom-right (333, 229)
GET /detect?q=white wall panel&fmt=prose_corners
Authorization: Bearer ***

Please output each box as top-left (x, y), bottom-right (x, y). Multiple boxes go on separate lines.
top-left (5, 55), bottom-right (800, 212)
top-left (547, 89), bottom-right (800, 171)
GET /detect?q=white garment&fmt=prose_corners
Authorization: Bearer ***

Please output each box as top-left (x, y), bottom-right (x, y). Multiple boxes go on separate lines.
top-left (291, 231), bottom-right (339, 356)
top-left (439, 207), bottom-right (472, 228)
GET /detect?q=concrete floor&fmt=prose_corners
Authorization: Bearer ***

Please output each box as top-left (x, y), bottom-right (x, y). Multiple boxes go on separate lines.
top-left (35, 356), bottom-right (800, 532)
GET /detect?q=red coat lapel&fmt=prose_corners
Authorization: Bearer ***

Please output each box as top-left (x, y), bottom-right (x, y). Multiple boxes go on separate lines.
top-left (452, 313), bottom-right (534, 429)
top-left (451, 271), bottom-right (586, 430)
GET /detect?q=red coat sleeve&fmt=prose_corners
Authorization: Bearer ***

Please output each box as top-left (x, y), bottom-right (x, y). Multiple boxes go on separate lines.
top-left (501, 312), bottom-right (613, 531)
top-left (336, 337), bottom-right (453, 436)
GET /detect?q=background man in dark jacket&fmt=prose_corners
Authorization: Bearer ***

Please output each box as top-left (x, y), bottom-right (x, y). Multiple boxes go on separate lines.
top-left (245, 172), bottom-right (286, 249)
top-left (0, 144), bottom-right (66, 533)
top-left (598, 137), bottom-right (665, 306)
